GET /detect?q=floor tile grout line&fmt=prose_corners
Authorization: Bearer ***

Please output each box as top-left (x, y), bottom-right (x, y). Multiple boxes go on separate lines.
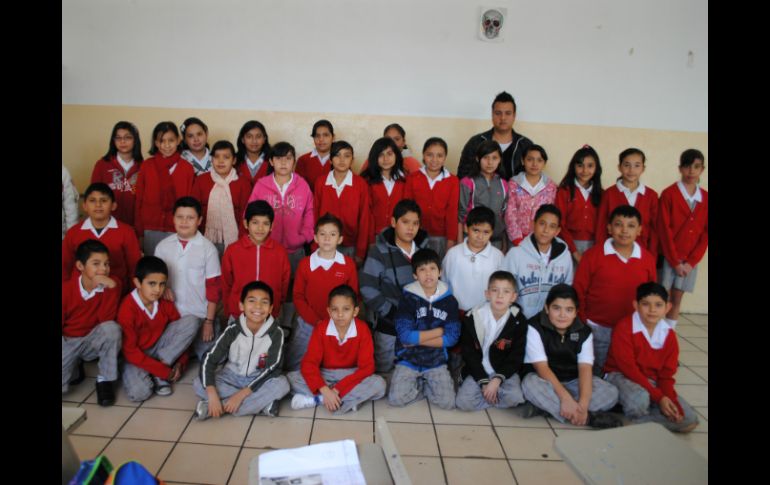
top-left (426, 400), bottom-right (450, 485)
top-left (485, 408), bottom-right (520, 484)
top-left (76, 400), bottom-right (143, 458)
top-left (155, 412), bottom-right (197, 479)
top-left (225, 414), bottom-right (257, 485)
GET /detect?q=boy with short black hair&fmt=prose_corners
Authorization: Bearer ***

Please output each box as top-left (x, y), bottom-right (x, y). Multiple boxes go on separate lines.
top-left (604, 282), bottom-right (699, 432)
top-left (288, 285), bottom-right (386, 414)
top-left (360, 199), bottom-right (430, 372)
top-left (62, 182), bottom-right (142, 295)
top-left (193, 281), bottom-right (290, 419)
top-left (62, 239), bottom-right (122, 406)
top-left (387, 249), bottom-right (461, 409)
top-left (118, 256), bottom-right (200, 401)
top-left (501, 204), bottom-right (573, 319)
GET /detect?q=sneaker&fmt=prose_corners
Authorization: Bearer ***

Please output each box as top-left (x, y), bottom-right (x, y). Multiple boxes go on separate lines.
top-left (517, 401), bottom-right (546, 419)
top-left (69, 361), bottom-right (86, 386)
top-left (194, 400), bottom-right (209, 421)
top-left (153, 377), bottom-right (173, 396)
top-left (291, 394), bottom-right (319, 410)
top-left (262, 400), bottom-right (280, 417)
top-left (95, 381), bottom-right (115, 407)
top-left (587, 412), bottom-right (624, 429)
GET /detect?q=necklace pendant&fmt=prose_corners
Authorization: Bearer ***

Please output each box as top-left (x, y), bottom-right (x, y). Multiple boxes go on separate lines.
top-left (470, 255), bottom-right (476, 263)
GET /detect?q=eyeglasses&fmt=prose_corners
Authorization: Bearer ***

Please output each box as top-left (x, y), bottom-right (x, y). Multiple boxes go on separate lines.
top-left (113, 135), bottom-right (134, 142)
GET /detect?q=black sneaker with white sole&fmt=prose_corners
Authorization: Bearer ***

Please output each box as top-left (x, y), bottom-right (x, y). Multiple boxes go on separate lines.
top-left (262, 400), bottom-right (280, 417)
top-left (95, 381), bottom-right (116, 407)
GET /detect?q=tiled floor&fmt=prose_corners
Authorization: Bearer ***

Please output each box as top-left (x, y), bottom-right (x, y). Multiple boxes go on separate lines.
top-left (63, 314), bottom-right (708, 484)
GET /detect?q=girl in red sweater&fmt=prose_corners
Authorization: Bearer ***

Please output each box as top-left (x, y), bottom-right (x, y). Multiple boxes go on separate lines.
top-left (179, 117), bottom-right (212, 176)
top-left (296, 119), bottom-right (334, 192)
top-left (235, 120), bottom-right (272, 188)
top-left (90, 121), bottom-right (143, 227)
top-left (192, 140), bottom-right (251, 258)
top-left (555, 145), bottom-right (604, 263)
top-left (361, 137), bottom-right (406, 241)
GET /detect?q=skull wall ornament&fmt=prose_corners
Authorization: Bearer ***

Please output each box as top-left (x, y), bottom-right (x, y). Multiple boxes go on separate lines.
top-left (482, 9), bottom-right (504, 39)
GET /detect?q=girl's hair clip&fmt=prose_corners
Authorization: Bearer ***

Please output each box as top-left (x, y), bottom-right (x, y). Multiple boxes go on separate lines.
top-left (179, 123), bottom-right (186, 134)
top-left (582, 144), bottom-right (591, 149)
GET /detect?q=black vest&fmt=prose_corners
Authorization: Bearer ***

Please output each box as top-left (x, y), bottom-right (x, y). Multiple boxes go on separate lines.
top-left (525, 311), bottom-right (592, 382)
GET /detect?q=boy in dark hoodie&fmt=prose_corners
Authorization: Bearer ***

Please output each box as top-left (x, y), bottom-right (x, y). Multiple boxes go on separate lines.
top-left (360, 199), bottom-right (430, 372)
top-left (387, 249), bottom-right (461, 409)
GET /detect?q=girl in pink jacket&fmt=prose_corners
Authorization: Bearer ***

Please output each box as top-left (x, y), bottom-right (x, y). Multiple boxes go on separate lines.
top-left (505, 145), bottom-right (558, 246)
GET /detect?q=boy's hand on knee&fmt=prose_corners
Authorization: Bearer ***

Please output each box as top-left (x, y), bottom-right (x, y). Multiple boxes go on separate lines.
top-left (560, 397), bottom-right (580, 422)
top-left (207, 388), bottom-right (223, 418)
top-left (202, 321), bottom-right (214, 342)
top-left (682, 263), bottom-right (694, 276)
top-left (320, 386), bottom-right (341, 412)
top-left (660, 397), bottom-right (683, 422)
top-left (223, 388), bottom-right (251, 414)
top-left (168, 361), bottom-right (183, 382)
top-left (571, 405), bottom-right (588, 426)
top-left (482, 379), bottom-right (501, 404)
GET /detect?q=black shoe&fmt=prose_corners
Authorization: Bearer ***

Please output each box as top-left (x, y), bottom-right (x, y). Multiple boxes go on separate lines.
top-left (95, 381), bottom-right (116, 407)
top-left (608, 403), bottom-right (624, 414)
top-left (262, 400), bottom-right (280, 417)
top-left (517, 401), bottom-right (546, 419)
top-left (69, 361), bottom-right (86, 386)
top-left (587, 412), bottom-right (624, 429)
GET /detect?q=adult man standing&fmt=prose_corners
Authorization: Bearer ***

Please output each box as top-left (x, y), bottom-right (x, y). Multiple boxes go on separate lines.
top-left (457, 92), bottom-right (533, 180)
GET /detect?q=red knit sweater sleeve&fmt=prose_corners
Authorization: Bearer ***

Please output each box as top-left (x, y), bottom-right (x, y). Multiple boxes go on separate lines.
top-left (123, 227), bottom-right (142, 282)
top-left (221, 248), bottom-right (235, 318)
top-left (687, 193), bottom-right (709, 266)
top-left (656, 189), bottom-right (681, 267)
top-left (646, 192), bottom-right (659, 259)
top-left (594, 190), bottom-right (611, 247)
top-left (62, 231), bottom-right (77, 281)
top-left (555, 188), bottom-right (578, 253)
top-left (608, 318), bottom-right (664, 402)
top-left (355, 183), bottom-right (372, 259)
top-left (445, 177), bottom-right (459, 242)
top-left (97, 279), bottom-right (122, 323)
top-left (657, 332), bottom-right (681, 411)
top-left (280, 248), bottom-right (291, 307)
top-left (293, 262), bottom-right (321, 325)
top-left (573, 249), bottom-right (592, 322)
top-left (333, 321), bottom-right (376, 397)
top-left (205, 276), bottom-right (222, 303)
top-left (118, 301), bottom-right (171, 378)
top-left (134, 168), bottom-right (146, 235)
top-left (300, 322), bottom-right (328, 394)
top-left (348, 259), bottom-right (360, 295)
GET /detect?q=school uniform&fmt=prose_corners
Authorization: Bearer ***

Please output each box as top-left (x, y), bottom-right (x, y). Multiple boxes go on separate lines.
top-left (191, 171), bottom-right (252, 238)
top-left (604, 313), bottom-right (699, 432)
top-left (61, 276), bottom-right (122, 393)
top-left (118, 290), bottom-right (200, 402)
top-left (595, 181), bottom-right (659, 258)
top-left (504, 173), bottom-right (558, 246)
top-left (237, 153), bottom-right (270, 188)
top-left (441, 239), bottom-right (504, 312)
top-left (313, 171), bottom-right (372, 260)
top-left (403, 167), bottom-right (459, 259)
top-left (554, 183), bottom-right (599, 255)
top-left (521, 311), bottom-right (619, 422)
top-left (368, 175), bottom-right (406, 240)
top-left (296, 149), bottom-right (332, 192)
top-left (458, 174), bottom-right (509, 246)
top-left (90, 156), bottom-right (141, 226)
top-left (181, 148), bottom-right (212, 176)
top-left (572, 239), bottom-right (657, 374)
top-left (287, 318), bottom-right (386, 414)
top-left (455, 303), bottom-right (527, 411)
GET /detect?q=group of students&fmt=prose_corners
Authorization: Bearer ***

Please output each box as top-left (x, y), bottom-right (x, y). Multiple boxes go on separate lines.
top-left (61, 96), bottom-right (706, 433)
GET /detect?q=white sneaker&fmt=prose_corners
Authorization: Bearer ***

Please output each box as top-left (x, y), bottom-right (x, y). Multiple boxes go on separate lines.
top-left (153, 377), bottom-right (173, 396)
top-left (291, 394), bottom-right (319, 410)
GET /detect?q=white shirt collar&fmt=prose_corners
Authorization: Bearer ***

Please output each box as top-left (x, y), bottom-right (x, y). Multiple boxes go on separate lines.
top-left (130, 288), bottom-right (158, 319)
top-left (383, 176), bottom-right (397, 196)
top-left (676, 181), bottom-right (703, 205)
top-left (603, 238), bottom-right (641, 263)
top-left (462, 239), bottom-right (492, 259)
top-left (79, 275), bottom-right (106, 301)
top-left (523, 175), bottom-right (545, 195)
top-left (309, 250), bottom-right (346, 271)
top-left (82, 216), bottom-right (119, 238)
top-left (397, 241), bottom-right (417, 259)
top-left (325, 170), bottom-right (354, 196)
top-left (326, 319), bottom-right (358, 345)
top-left (176, 231), bottom-right (205, 250)
top-left (419, 166), bottom-right (449, 189)
top-left (116, 155), bottom-right (135, 173)
top-left (246, 153), bottom-right (265, 170)
top-left (481, 304), bottom-right (511, 375)
top-left (273, 173), bottom-right (294, 198)
top-left (575, 179), bottom-right (593, 201)
top-left (632, 311), bottom-right (672, 350)
top-left (311, 148), bottom-right (331, 164)
top-left (616, 180), bottom-right (646, 206)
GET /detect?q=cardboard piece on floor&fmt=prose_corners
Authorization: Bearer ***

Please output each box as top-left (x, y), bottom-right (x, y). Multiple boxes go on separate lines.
top-left (554, 422), bottom-right (707, 485)
top-left (62, 406), bottom-right (86, 431)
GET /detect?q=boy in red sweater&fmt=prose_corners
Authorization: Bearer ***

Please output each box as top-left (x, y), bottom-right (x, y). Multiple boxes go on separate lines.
top-left (62, 240), bottom-right (122, 406)
top-left (296, 119), bottom-right (334, 192)
top-left (118, 256), bottom-right (200, 402)
top-left (287, 285), bottom-right (386, 414)
top-left (285, 214), bottom-right (359, 371)
top-left (313, 141), bottom-right (372, 264)
top-left (62, 183), bottom-right (142, 295)
top-left (221, 200), bottom-right (291, 323)
top-left (604, 282), bottom-right (699, 432)
top-left (573, 205), bottom-right (657, 375)
top-left (657, 149), bottom-right (708, 327)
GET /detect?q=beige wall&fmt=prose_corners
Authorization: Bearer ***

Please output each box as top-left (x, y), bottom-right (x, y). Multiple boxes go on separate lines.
top-left (62, 104), bottom-right (708, 313)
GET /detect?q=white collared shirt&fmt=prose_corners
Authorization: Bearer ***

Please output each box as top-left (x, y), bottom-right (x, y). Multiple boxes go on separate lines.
top-left (397, 241), bottom-right (417, 260)
top-left (326, 318), bottom-right (358, 345)
top-left (79, 275), bottom-right (106, 301)
top-left (311, 148), bottom-right (331, 166)
top-left (498, 141), bottom-right (512, 152)
top-left (383, 176), bottom-right (396, 196)
top-left (309, 250), bottom-right (346, 271)
top-left (603, 238), bottom-right (641, 264)
top-left (441, 239), bottom-right (504, 311)
top-left (631, 311), bottom-right (672, 350)
top-left (524, 325), bottom-right (594, 365)
top-left (116, 155), bottom-right (135, 174)
top-left (521, 175), bottom-right (546, 196)
top-left (481, 304), bottom-right (511, 375)
top-left (273, 173), bottom-right (294, 199)
top-left (130, 288), bottom-right (158, 319)
top-left (538, 246), bottom-right (552, 266)
top-left (325, 170), bottom-right (354, 197)
top-left (676, 181), bottom-right (702, 210)
top-left (420, 166), bottom-right (449, 190)
top-left (154, 232), bottom-right (221, 318)
top-left (246, 154), bottom-right (265, 174)
top-left (575, 179), bottom-right (593, 201)
top-left (616, 180), bottom-right (646, 207)
top-left (81, 216), bottom-right (119, 239)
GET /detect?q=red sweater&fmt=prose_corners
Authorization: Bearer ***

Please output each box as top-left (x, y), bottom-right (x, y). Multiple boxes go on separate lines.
top-left (313, 173), bottom-right (372, 259)
top-left (595, 184), bottom-right (659, 258)
top-left (573, 242), bottom-right (657, 328)
top-left (368, 180), bottom-right (406, 241)
top-left (300, 318), bottom-right (376, 397)
top-left (604, 314), bottom-right (683, 413)
top-left (403, 170), bottom-right (459, 241)
top-left (237, 159), bottom-right (270, 189)
top-left (554, 186), bottom-right (599, 254)
top-left (62, 219), bottom-right (142, 294)
top-left (296, 152), bottom-right (331, 192)
top-left (221, 235), bottom-right (290, 319)
top-left (657, 184), bottom-right (708, 268)
top-left (61, 276), bottom-right (122, 337)
top-left (134, 153), bottom-right (195, 234)
top-left (191, 172), bottom-right (252, 236)
top-left (293, 255), bottom-right (359, 326)
top-left (90, 157), bottom-right (141, 226)
top-left (117, 291), bottom-right (182, 378)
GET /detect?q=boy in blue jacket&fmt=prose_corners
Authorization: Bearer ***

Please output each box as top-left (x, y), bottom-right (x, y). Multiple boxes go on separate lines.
top-left (387, 248), bottom-right (461, 409)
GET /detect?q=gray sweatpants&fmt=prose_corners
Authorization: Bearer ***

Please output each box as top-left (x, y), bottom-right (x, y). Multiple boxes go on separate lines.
top-left (193, 367), bottom-right (290, 416)
top-left (122, 315), bottom-right (200, 402)
top-left (373, 331), bottom-right (397, 373)
top-left (284, 316), bottom-right (314, 371)
top-left (388, 363), bottom-right (456, 410)
top-left (287, 368), bottom-right (386, 414)
top-left (455, 375), bottom-right (525, 411)
top-left (62, 321), bottom-right (122, 393)
top-left (605, 372), bottom-right (699, 432)
top-left (587, 322), bottom-right (613, 376)
top-left (143, 230), bottom-right (174, 257)
top-left (521, 372), bottom-right (619, 423)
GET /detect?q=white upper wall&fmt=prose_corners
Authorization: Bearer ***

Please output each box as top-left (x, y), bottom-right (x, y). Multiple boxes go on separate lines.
top-left (62, 0), bottom-right (708, 132)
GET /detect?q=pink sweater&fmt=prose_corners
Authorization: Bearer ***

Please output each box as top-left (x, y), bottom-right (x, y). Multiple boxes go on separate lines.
top-left (248, 174), bottom-right (315, 254)
top-left (505, 173), bottom-right (558, 244)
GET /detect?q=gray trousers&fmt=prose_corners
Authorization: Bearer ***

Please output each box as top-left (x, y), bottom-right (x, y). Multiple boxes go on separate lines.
top-left (587, 322), bottom-right (613, 376)
top-left (426, 236), bottom-right (447, 261)
top-left (193, 367), bottom-right (290, 416)
top-left (143, 230), bottom-right (175, 257)
top-left (455, 375), bottom-right (525, 411)
top-left (284, 316), bottom-right (314, 371)
top-left (122, 315), bottom-right (200, 402)
top-left (388, 363), bottom-right (456, 410)
top-left (521, 372), bottom-right (619, 423)
top-left (605, 372), bottom-right (699, 432)
top-left (287, 368), bottom-right (386, 414)
top-left (62, 321), bottom-right (122, 393)
top-left (373, 331), bottom-right (397, 373)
